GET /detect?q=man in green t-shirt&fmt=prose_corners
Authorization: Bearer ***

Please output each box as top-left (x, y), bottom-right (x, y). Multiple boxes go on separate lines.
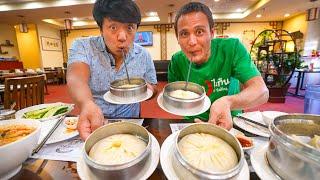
top-left (168, 2), bottom-right (269, 130)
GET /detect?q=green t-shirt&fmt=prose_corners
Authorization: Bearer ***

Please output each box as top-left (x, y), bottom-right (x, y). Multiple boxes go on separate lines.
top-left (168, 38), bottom-right (260, 121)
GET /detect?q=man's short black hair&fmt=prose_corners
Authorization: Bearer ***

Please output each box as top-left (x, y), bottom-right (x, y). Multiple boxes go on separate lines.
top-left (174, 2), bottom-right (214, 37)
top-left (93, 0), bottom-right (141, 29)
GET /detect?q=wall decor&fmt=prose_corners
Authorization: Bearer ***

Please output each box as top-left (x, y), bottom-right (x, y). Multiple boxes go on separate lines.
top-left (40, 36), bottom-right (62, 51)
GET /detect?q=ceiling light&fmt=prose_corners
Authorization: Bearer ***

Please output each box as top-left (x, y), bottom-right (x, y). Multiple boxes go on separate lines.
top-left (146, 11), bottom-right (158, 17)
top-left (0, 5), bottom-right (11, 11)
top-left (236, 8), bottom-right (242, 12)
top-left (141, 16), bottom-right (160, 22)
top-left (72, 21), bottom-right (88, 26)
top-left (284, 13), bottom-right (290, 17)
top-left (24, 2), bottom-right (44, 9)
top-left (256, 14), bottom-right (262, 18)
top-left (72, 17), bottom-right (78, 21)
top-left (42, 19), bottom-right (64, 26)
top-left (214, 0), bottom-right (220, 2)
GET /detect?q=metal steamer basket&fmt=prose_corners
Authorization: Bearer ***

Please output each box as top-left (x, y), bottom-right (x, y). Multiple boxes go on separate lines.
top-left (267, 114), bottom-right (320, 180)
top-left (110, 78), bottom-right (147, 102)
top-left (172, 123), bottom-right (245, 180)
top-left (83, 122), bottom-right (152, 180)
top-left (163, 81), bottom-right (205, 114)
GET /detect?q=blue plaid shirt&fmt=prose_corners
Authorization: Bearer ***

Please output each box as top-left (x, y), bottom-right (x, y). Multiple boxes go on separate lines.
top-left (68, 36), bottom-right (157, 118)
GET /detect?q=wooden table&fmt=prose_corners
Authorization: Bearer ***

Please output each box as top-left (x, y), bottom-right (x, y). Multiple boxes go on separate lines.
top-left (13, 119), bottom-right (260, 180)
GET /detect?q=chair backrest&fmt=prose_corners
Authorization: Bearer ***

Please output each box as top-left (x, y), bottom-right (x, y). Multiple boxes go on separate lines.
top-left (153, 60), bottom-right (170, 72)
top-left (55, 67), bottom-right (64, 78)
top-left (4, 75), bottom-right (45, 110)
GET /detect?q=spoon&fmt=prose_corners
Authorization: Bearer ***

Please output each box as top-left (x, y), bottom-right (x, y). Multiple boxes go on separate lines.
top-left (122, 49), bottom-right (131, 84)
top-left (184, 57), bottom-right (193, 90)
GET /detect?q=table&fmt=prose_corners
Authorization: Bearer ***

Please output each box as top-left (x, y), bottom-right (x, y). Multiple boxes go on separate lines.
top-left (13, 119), bottom-right (262, 180)
top-left (0, 61), bottom-right (23, 70)
top-left (0, 72), bottom-right (45, 83)
top-left (292, 69), bottom-right (320, 97)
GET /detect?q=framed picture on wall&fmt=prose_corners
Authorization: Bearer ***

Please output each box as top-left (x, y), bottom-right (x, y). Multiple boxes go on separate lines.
top-left (40, 36), bottom-right (62, 51)
top-left (134, 31), bottom-right (153, 46)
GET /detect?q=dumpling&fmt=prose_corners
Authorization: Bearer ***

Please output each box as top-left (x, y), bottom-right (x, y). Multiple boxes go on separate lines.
top-left (170, 89), bottom-right (200, 99)
top-left (89, 134), bottom-right (147, 165)
top-left (178, 133), bottom-right (238, 172)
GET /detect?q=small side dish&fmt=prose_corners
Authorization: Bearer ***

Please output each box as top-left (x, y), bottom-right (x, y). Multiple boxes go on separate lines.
top-left (235, 134), bottom-right (253, 149)
top-left (63, 117), bottom-right (78, 130)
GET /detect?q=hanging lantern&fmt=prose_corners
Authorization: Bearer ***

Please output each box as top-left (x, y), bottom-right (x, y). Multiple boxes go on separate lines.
top-left (64, 19), bottom-right (73, 36)
top-left (306, 8), bottom-right (319, 21)
top-left (64, 19), bottom-right (72, 30)
top-left (19, 23), bottom-right (28, 33)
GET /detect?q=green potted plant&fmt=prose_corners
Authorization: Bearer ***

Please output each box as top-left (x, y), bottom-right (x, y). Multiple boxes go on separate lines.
top-left (250, 29), bottom-right (300, 103)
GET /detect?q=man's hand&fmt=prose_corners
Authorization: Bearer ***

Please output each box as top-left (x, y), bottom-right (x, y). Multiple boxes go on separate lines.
top-left (195, 96), bottom-right (233, 130)
top-left (146, 83), bottom-right (157, 98)
top-left (77, 100), bottom-right (104, 140)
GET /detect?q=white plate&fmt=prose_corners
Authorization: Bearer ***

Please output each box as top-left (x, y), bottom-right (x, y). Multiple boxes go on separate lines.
top-left (262, 111), bottom-right (287, 125)
top-left (250, 144), bottom-right (281, 180)
top-left (157, 93), bottom-right (211, 116)
top-left (233, 111), bottom-right (270, 138)
top-left (77, 133), bottom-right (160, 180)
top-left (103, 88), bottom-right (153, 104)
top-left (160, 131), bottom-right (250, 180)
top-left (1, 165), bottom-right (22, 179)
top-left (39, 117), bottom-right (79, 144)
top-left (15, 102), bottom-right (74, 122)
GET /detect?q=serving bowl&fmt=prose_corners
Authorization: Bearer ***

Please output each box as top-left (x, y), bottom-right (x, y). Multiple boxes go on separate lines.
top-left (0, 119), bottom-right (41, 178)
top-left (109, 78), bottom-right (147, 102)
top-left (172, 123), bottom-right (245, 180)
top-left (261, 111), bottom-right (287, 125)
top-left (162, 81), bottom-right (206, 115)
top-left (83, 122), bottom-right (151, 180)
top-left (266, 114), bottom-right (320, 180)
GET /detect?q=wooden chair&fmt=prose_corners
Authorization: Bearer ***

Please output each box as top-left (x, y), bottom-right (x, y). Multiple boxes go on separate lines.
top-left (45, 70), bottom-right (57, 84)
top-left (4, 75), bottom-right (45, 110)
top-left (44, 67), bottom-right (54, 71)
top-left (55, 67), bottom-right (65, 84)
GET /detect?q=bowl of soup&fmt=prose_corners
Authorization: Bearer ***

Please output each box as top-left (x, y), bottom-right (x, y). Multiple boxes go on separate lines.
top-left (172, 123), bottom-right (244, 179)
top-left (83, 122), bottom-right (152, 179)
top-left (162, 81), bottom-right (205, 114)
top-left (0, 119), bottom-right (41, 178)
top-left (109, 78), bottom-right (147, 102)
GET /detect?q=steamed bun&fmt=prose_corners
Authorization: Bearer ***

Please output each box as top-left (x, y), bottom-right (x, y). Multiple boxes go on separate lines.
top-left (89, 134), bottom-right (147, 165)
top-left (178, 133), bottom-right (238, 172)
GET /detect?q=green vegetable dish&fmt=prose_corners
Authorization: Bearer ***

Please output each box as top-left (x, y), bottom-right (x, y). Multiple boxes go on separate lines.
top-left (23, 105), bottom-right (69, 119)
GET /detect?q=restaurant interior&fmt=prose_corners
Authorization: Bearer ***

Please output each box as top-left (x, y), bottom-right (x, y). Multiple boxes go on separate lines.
top-left (0, 0), bottom-right (320, 180)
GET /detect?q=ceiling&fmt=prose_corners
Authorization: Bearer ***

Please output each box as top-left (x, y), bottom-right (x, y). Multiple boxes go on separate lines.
top-left (0, 0), bottom-right (319, 29)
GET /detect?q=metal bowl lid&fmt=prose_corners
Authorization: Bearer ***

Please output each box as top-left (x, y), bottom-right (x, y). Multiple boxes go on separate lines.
top-left (270, 114), bottom-right (320, 161)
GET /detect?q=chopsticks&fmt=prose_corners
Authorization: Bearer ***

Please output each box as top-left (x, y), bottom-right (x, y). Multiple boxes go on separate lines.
top-left (236, 115), bottom-right (268, 129)
top-left (32, 116), bottom-right (65, 155)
